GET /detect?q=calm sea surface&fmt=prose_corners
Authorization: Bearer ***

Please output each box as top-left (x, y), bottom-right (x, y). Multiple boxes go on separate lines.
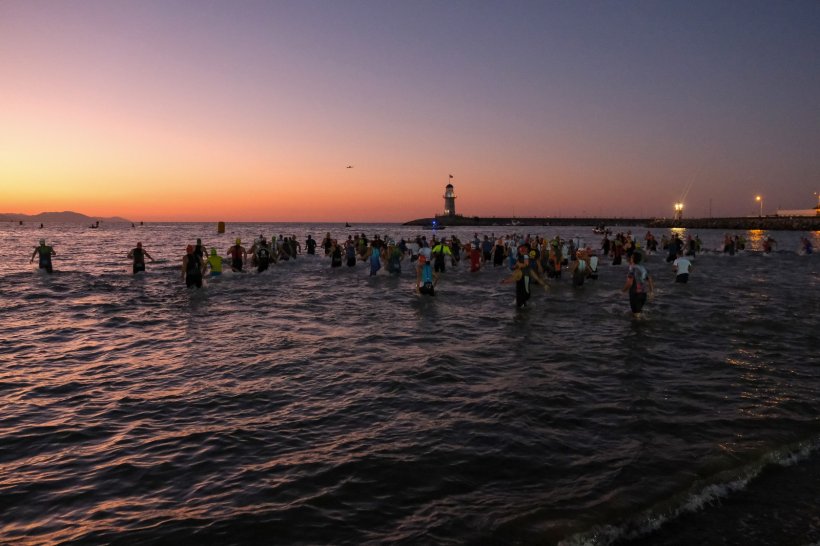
top-left (1, 222), bottom-right (818, 545)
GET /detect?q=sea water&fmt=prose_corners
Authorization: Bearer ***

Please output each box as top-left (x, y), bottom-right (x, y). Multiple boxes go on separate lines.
top-left (1, 222), bottom-right (818, 545)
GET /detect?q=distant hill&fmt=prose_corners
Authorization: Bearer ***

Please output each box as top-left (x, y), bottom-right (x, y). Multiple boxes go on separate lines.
top-left (0, 211), bottom-right (132, 223)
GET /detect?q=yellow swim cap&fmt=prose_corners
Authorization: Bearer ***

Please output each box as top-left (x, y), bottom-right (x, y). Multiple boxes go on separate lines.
top-left (236, 238), bottom-right (241, 244)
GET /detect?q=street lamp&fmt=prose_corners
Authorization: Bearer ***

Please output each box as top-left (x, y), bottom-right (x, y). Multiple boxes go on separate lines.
top-left (674, 202), bottom-right (683, 220)
top-left (755, 195), bottom-right (762, 218)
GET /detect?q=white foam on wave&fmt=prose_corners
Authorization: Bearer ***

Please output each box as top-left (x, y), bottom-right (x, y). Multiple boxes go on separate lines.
top-left (558, 436), bottom-right (820, 546)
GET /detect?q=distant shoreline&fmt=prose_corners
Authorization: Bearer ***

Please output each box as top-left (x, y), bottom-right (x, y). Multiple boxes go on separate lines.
top-left (0, 211), bottom-right (131, 224)
top-left (404, 215), bottom-right (820, 231)
top-left (3, 213), bottom-right (818, 231)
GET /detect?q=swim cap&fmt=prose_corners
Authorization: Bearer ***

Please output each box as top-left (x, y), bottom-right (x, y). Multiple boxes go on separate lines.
top-left (236, 238), bottom-right (241, 244)
top-left (137, 242), bottom-right (142, 248)
top-left (529, 250), bottom-right (536, 258)
top-left (210, 248), bottom-right (217, 256)
top-left (39, 239), bottom-right (45, 245)
top-left (418, 256), bottom-right (427, 264)
top-left (186, 244), bottom-right (194, 253)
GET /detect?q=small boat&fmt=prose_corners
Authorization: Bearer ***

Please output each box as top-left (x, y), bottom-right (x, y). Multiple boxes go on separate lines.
top-left (345, 222), bottom-right (352, 228)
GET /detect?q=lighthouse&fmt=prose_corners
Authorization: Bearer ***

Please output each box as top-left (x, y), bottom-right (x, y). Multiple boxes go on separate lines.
top-left (443, 182), bottom-right (456, 217)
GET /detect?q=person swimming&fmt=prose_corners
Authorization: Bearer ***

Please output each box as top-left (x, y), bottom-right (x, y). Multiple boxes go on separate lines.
top-left (502, 254), bottom-right (547, 308)
top-left (330, 241), bottom-right (343, 268)
top-left (255, 237), bottom-right (272, 272)
top-left (416, 255), bottom-right (437, 296)
top-left (368, 243), bottom-right (381, 276)
top-left (672, 250), bottom-right (692, 283)
top-left (571, 249), bottom-right (588, 287)
top-left (800, 237), bottom-right (813, 255)
top-left (623, 252), bottom-right (654, 318)
top-left (207, 248), bottom-right (223, 276)
top-left (127, 242), bottom-right (154, 274)
top-left (227, 238), bottom-right (247, 272)
top-left (182, 245), bottom-right (204, 288)
top-left (30, 239), bottom-right (56, 274)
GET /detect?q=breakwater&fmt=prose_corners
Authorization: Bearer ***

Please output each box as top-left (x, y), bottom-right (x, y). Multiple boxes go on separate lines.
top-left (404, 215), bottom-right (820, 231)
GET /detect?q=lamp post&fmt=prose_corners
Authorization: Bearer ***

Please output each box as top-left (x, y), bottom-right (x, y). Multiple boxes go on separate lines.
top-left (755, 195), bottom-right (762, 218)
top-left (674, 202), bottom-right (683, 221)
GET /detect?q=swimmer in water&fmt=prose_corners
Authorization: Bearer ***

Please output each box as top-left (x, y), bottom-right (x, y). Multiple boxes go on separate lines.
top-left (672, 250), bottom-right (692, 283)
top-left (305, 234), bottom-right (317, 255)
top-left (227, 238), bottom-right (247, 272)
top-left (501, 254), bottom-right (547, 308)
top-left (181, 244), bottom-right (205, 288)
top-left (330, 240), bottom-right (343, 268)
top-left (193, 238), bottom-right (206, 263)
top-left (570, 248), bottom-right (589, 287)
top-left (127, 242), bottom-right (154, 274)
top-left (254, 237), bottom-right (272, 273)
top-left (206, 248), bottom-right (223, 276)
top-left (622, 252), bottom-right (654, 318)
top-left (416, 255), bottom-right (438, 296)
top-left (367, 241), bottom-right (382, 276)
top-left (800, 237), bottom-right (813, 255)
top-left (30, 239), bottom-right (56, 274)
top-left (762, 236), bottom-right (776, 254)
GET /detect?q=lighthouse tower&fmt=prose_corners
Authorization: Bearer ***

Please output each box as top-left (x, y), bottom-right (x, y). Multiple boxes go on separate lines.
top-left (443, 183), bottom-right (456, 217)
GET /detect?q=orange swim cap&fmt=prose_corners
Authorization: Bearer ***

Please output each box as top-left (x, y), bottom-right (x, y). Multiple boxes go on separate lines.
top-left (418, 255), bottom-right (427, 264)
top-left (186, 244), bottom-right (194, 253)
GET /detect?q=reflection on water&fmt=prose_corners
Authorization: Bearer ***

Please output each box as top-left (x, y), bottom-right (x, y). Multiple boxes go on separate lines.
top-left (0, 222), bottom-right (818, 545)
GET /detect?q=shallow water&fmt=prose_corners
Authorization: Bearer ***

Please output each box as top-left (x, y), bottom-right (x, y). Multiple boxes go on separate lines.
top-left (1, 222), bottom-right (818, 545)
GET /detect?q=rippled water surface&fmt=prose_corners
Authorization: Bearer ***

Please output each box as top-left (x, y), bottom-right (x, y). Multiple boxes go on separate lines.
top-left (1, 222), bottom-right (819, 545)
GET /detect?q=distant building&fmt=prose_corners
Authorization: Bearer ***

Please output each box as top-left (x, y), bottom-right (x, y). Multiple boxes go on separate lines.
top-left (443, 183), bottom-right (456, 217)
top-left (776, 207), bottom-right (819, 217)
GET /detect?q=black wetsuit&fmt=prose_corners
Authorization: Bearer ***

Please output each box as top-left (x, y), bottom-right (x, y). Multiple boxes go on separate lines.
top-left (37, 247), bottom-right (53, 274)
top-left (493, 245), bottom-right (505, 266)
top-left (256, 247), bottom-right (271, 272)
top-left (194, 244), bottom-right (206, 264)
top-left (131, 248), bottom-right (145, 274)
top-left (515, 268), bottom-right (532, 308)
top-left (230, 247), bottom-right (244, 271)
top-left (432, 245), bottom-right (446, 273)
top-left (185, 255), bottom-right (203, 288)
top-left (331, 246), bottom-right (342, 267)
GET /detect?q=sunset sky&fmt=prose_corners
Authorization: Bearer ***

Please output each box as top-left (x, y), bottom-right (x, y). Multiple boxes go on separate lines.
top-left (2, 1), bottom-right (819, 222)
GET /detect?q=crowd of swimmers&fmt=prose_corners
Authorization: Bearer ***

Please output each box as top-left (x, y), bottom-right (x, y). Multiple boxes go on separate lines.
top-left (29, 229), bottom-right (814, 318)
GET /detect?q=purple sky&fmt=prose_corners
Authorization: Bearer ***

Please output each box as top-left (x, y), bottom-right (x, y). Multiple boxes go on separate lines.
top-left (2, 1), bottom-right (819, 220)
